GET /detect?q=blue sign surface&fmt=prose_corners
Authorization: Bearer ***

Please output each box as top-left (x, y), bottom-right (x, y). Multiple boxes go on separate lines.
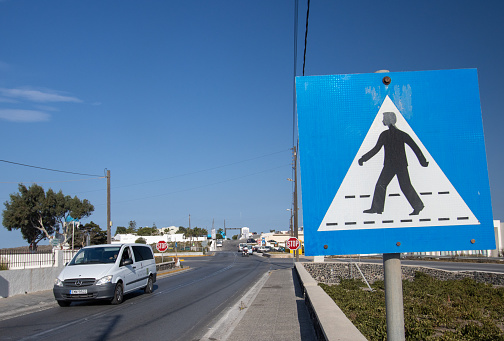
top-left (296, 69), bottom-right (495, 256)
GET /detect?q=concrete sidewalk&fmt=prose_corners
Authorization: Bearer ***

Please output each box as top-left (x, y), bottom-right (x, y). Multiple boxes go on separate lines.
top-left (227, 267), bottom-right (318, 341)
top-left (0, 288), bottom-right (57, 322)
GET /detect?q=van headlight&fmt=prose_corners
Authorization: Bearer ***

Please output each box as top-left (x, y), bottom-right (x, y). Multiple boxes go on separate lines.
top-left (54, 278), bottom-right (63, 287)
top-left (96, 275), bottom-right (113, 286)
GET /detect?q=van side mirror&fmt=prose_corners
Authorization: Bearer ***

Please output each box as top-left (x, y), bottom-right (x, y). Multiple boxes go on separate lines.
top-left (122, 258), bottom-right (133, 266)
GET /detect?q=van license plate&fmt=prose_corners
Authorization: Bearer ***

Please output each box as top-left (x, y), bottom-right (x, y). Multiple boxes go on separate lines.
top-left (70, 289), bottom-right (87, 294)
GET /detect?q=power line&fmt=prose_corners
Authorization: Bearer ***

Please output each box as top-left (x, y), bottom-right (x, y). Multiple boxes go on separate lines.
top-left (97, 164), bottom-right (290, 205)
top-left (0, 159), bottom-right (102, 177)
top-left (94, 148), bottom-right (292, 192)
top-left (302, 0), bottom-right (311, 76)
top-left (0, 177), bottom-right (105, 184)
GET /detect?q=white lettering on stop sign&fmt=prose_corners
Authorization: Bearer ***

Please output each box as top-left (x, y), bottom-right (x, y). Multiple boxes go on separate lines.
top-left (287, 237), bottom-right (300, 250)
top-left (157, 241), bottom-right (168, 252)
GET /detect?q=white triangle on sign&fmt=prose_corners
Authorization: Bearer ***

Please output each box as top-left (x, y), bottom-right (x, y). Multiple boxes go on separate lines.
top-left (318, 96), bottom-right (479, 232)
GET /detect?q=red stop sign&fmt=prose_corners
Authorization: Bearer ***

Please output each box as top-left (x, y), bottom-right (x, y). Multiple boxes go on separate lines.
top-left (156, 241), bottom-right (168, 252)
top-left (286, 237), bottom-right (300, 250)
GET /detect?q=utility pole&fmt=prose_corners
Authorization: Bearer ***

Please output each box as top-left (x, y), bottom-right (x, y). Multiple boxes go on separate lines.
top-left (293, 145), bottom-right (299, 262)
top-left (106, 169), bottom-right (111, 244)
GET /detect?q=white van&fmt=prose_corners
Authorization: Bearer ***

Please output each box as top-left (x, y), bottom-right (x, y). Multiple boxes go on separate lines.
top-left (53, 243), bottom-right (157, 307)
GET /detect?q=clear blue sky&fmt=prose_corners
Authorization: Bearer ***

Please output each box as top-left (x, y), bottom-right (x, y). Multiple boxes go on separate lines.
top-left (1, 1), bottom-right (503, 249)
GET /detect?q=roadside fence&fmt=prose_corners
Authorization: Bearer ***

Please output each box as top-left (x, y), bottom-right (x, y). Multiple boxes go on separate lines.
top-left (0, 249), bottom-right (78, 270)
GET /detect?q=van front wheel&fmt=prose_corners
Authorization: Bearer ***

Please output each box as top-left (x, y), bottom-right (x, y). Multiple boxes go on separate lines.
top-left (111, 283), bottom-right (123, 305)
top-left (144, 276), bottom-right (153, 294)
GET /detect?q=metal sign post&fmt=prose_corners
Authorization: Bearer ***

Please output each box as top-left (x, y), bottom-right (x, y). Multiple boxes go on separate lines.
top-left (384, 253), bottom-right (405, 341)
top-left (287, 237), bottom-right (301, 265)
top-left (157, 241), bottom-right (168, 263)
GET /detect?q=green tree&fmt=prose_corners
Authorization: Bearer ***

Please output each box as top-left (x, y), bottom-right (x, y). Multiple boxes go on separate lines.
top-left (86, 221), bottom-right (107, 245)
top-left (73, 221), bottom-right (107, 247)
top-left (115, 226), bottom-right (127, 235)
top-left (135, 237), bottom-right (146, 244)
top-left (137, 227), bottom-right (156, 236)
top-left (127, 220), bottom-right (137, 233)
top-left (55, 192), bottom-right (94, 245)
top-left (2, 184), bottom-right (94, 247)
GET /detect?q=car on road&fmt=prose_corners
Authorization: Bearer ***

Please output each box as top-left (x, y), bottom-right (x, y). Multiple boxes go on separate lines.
top-left (258, 246), bottom-right (272, 253)
top-left (53, 243), bottom-right (157, 307)
top-left (257, 246), bottom-right (269, 253)
top-left (216, 240), bottom-right (223, 247)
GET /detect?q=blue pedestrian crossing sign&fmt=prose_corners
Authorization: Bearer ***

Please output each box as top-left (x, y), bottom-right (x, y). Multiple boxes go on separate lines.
top-left (296, 69), bottom-right (495, 256)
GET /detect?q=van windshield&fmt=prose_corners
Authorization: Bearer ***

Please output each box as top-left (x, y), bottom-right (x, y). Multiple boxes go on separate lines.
top-left (69, 246), bottom-right (121, 265)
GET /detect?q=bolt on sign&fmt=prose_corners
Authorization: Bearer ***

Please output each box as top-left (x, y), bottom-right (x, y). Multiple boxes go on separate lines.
top-left (296, 69), bottom-right (495, 256)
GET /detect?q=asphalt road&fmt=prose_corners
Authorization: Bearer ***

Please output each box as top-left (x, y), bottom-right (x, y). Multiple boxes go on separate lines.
top-left (0, 248), bottom-right (294, 341)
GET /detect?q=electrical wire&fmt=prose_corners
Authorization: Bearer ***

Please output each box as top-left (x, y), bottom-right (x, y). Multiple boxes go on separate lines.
top-left (302, 0), bottom-right (311, 76)
top-left (0, 159), bottom-right (102, 177)
top-left (0, 177), bottom-right (105, 184)
top-left (293, 0), bottom-right (299, 193)
top-left (95, 164), bottom-right (290, 205)
top-left (76, 148), bottom-right (291, 194)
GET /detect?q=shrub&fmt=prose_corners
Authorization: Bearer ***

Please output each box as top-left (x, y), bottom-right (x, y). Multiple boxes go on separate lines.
top-left (321, 273), bottom-right (504, 340)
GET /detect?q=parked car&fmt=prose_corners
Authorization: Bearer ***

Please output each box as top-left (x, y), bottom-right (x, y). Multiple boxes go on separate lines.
top-left (53, 243), bottom-right (157, 307)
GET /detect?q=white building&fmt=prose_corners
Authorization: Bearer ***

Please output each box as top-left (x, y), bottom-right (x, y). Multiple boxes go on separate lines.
top-left (112, 233), bottom-right (206, 245)
top-left (491, 220), bottom-right (504, 257)
top-left (158, 226), bottom-right (180, 235)
top-left (259, 229), bottom-right (304, 247)
top-left (241, 227), bottom-right (250, 240)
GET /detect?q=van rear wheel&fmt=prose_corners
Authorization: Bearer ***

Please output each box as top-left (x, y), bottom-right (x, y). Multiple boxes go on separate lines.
top-left (144, 276), bottom-right (153, 294)
top-left (110, 283), bottom-right (123, 305)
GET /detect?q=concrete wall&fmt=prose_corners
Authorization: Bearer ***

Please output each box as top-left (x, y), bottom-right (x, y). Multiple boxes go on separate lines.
top-left (0, 250), bottom-right (66, 298)
top-left (0, 266), bottom-right (63, 298)
top-left (295, 262), bottom-right (367, 341)
top-left (303, 262), bottom-right (504, 286)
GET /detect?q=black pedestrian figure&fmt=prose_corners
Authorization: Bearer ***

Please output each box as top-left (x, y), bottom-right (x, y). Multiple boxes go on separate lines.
top-left (358, 112), bottom-right (429, 216)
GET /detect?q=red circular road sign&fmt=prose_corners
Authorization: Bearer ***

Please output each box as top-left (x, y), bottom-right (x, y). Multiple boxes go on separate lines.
top-left (286, 237), bottom-right (301, 250)
top-left (156, 241), bottom-right (168, 252)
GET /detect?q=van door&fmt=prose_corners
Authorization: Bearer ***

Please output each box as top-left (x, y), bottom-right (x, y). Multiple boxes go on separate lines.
top-left (119, 246), bottom-right (137, 293)
top-left (131, 245), bottom-right (152, 288)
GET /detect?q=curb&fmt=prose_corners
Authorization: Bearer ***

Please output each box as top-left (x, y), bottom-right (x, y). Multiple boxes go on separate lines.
top-left (157, 267), bottom-right (193, 278)
top-left (295, 262), bottom-right (367, 341)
